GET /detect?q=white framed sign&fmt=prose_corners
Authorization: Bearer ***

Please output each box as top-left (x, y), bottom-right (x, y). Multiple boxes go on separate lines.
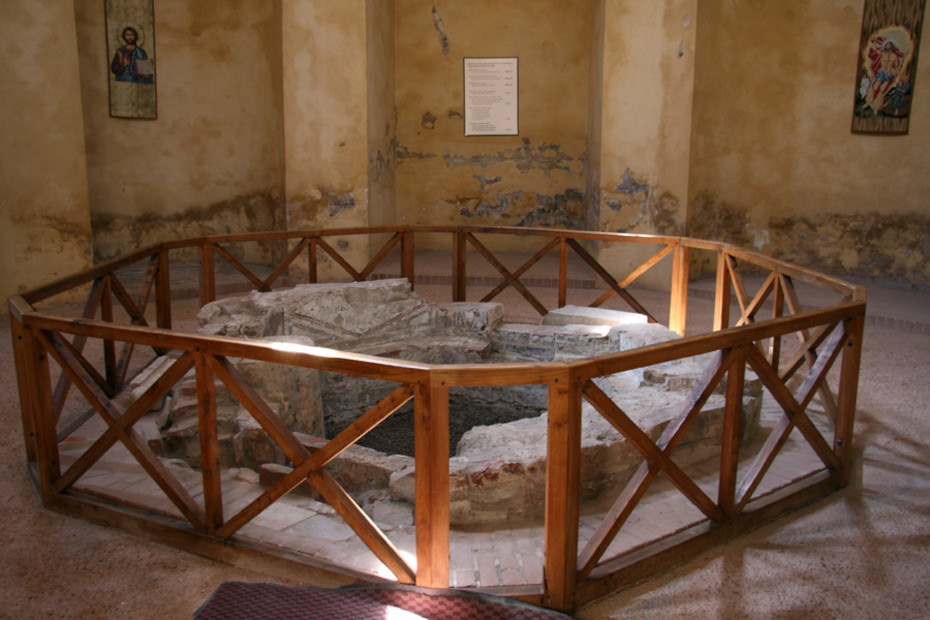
top-left (463, 57), bottom-right (518, 136)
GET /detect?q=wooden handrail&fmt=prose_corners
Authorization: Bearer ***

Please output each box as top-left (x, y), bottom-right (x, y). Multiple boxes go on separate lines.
top-left (571, 303), bottom-right (864, 382)
top-left (18, 226), bottom-right (864, 303)
top-left (19, 314), bottom-right (433, 383)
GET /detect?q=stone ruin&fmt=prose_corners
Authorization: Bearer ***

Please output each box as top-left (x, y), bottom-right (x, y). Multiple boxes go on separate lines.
top-left (133, 279), bottom-right (761, 526)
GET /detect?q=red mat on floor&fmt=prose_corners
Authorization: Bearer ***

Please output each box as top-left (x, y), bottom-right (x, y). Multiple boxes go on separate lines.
top-left (194, 581), bottom-right (574, 619)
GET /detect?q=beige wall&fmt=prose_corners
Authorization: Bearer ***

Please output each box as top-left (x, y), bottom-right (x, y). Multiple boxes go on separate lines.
top-left (367, 0), bottom-right (397, 230)
top-left (393, 0), bottom-right (592, 249)
top-left (597, 1), bottom-right (697, 236)
top-left (4, 0), bottom-right (929, 297)
top-left (585, 0), bottom-right (607, 232)
top-left (689, 0), bottom-right (930, 284)
top-left (594, 0), bottom-right (698, 287)
top-left (0, 0), bottom-right (93, 301)
top-left (74, 0), bottom-right (285, 261)
top-left (282, 0), bottom-right (371, 277)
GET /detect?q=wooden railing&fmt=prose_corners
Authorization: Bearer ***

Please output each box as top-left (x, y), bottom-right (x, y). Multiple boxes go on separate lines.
top-left (8, 226), bottom-right (865, 612)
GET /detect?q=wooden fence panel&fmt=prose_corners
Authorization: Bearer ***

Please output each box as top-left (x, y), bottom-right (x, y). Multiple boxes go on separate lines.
top-left (8, 225), bottom-right (866, 614)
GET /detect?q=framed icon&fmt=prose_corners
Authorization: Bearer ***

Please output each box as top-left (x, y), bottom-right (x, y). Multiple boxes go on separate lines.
top-left (105, 0), bottom-right (157, 119)
top-left (852, 0), bottom-right (926, 134)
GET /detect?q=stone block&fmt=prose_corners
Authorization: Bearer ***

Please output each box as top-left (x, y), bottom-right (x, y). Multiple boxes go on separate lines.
top-left (231, 467), bottom-right (260, 485)
top-left (369, 500), bottom-right (414, 530)
top-left (259, 463), bottom-right (317, 497)
top-left (608, 322), bottom-right (680, 351)
top-left (163, 414), bottom-right (200, 439)
top-left (492, 323), bottom-right (612, 361)
top-left (350, 335), bottom-right (490, 364)
top-left (234, 335), bottom-right (324, 436)
top-left (433, 302), bottom-right (504, 332)
top-left (389, 463), bottom-right (417, 504)
top-left (234, 412), bottom-right (280, 472)
top-left (296, 433), bottom-right (412, 493)
top-left (542, 305), bottom-right (648, 327)
top-left (446, 353), bottom-right (764, 525)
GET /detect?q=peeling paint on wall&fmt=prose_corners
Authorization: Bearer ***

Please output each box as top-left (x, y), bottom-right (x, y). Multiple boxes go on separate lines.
top-left (442, 139), bottom-right (585, 178)
top-left (421, 111), bottom-right (437, 129)
top-left (769, 212), bottom-right (930, 287)
top-left (327, 191), bottom-right (356, 216)
top-left (287, 190), bottom-right (337, 224)
top-left (92, 190), bottom-right (284, 263)
top-left (475, 174), bottom-right (502, 192)
top-left (603, 168), bottom-right (651, 231)
top-left (458, 195), bottom-right (509, 218)
top-left (11, 214), bottom-right (94, 251)
top-left (613, 168), bottom-right (650, 208)
top-left (431, 6), bottom-right (450, 55)
top-left (651, 192), bottom-right (684, 235)
top-left (604, 198), bottom-right (648, 231)
top-left (515, 189), bottom-right (586, 228)
top-left (687, 191), bottom-right (753, 247)
top-left (686, 190), bottom-right (930, 287)
top-left (599, 169), bottom-right (683, 236)
top-left (369, 146), bottom-right (395, 183)
top-left (456, 188), bottom-right (585, 230)
top-left (396, 145), bottom-right (438, 161)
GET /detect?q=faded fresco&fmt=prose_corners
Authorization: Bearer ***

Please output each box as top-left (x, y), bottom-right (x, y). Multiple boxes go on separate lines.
top-left (105, 0), bottom-right (156, 119)
top-left (852, 0), bottom-right (926, 134)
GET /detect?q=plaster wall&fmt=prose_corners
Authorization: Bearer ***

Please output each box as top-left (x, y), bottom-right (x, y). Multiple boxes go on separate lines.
top-left (595, 1), bottom-right (698, 289)
top-left (367, 0), bottom-right (397, 230)
top-left (282, 0), bottom-right (370, 277)
top-left (393, 0), bottom-right (592, 250)
top-left (74, 0), bottom-right (285, 262)
top-left (0, 0), bottom-right (93, 300)
top-left (585, 0), bottom-right (606, 232)
top-left (7, 1), bottom-right (930, 298)
top-left (689, 0), bottom-right (930, 285)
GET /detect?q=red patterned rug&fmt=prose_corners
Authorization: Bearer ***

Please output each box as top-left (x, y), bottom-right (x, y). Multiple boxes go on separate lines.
top-left (194, 581), bottom-right (575, 619)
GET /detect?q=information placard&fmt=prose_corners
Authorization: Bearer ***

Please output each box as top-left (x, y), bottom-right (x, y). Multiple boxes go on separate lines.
top-left (464, 57), bottom-right (518, 136)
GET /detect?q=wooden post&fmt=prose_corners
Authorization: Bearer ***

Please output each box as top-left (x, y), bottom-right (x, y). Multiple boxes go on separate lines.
top-left (154, 250), bottom-right (172, 330)
top-left (195, 352), bottom-right (223, 533)
top-left (401, 228), bottom-right (415, 288)
top-left (308, 239), bottom-right (318, 283)
top-left (558, 237), bottom-right (568, 308)
top-left (100, 275), bottom-right (117, 389)
top-left (669, 242), bottom-right (690, 336)
top-left (719, 345), bottom-right (747, 517)
top-left (22, 324), bottom-right (59, 502)
top-left (834, 313), bottom-right (864, 485)
top-left (10, 311), bottom-right (36, 463)
top-left (770, 274), bottom-right (784, 368)
top-left (414, 380), bottom-right (450, 588)
top-left (453, 228), bottom-right (466, 302)
top-left (543, 374), bottom-right (582, 612)
top-left (200, 243), bottom-right (216, 306)
top-left (713, 251), bottom-right (731, 332)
